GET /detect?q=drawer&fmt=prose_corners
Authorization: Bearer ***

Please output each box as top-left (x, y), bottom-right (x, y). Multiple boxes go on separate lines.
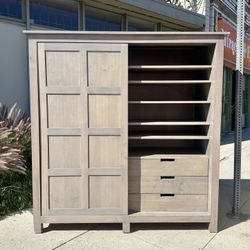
top-left (128, 156), bottom-right (208, 177)
top-left (128, 176), bottom-right (208, 194)
top-left (129, 194), bottom-right (208, 212)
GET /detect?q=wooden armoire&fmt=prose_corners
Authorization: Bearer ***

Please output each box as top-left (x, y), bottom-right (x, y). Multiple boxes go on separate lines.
top-left (25, 31), bottom-right (225, 233)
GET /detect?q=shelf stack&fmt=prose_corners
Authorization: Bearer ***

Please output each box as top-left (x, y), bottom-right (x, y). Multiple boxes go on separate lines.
top-left (128, 45), bottom-right (214, 214)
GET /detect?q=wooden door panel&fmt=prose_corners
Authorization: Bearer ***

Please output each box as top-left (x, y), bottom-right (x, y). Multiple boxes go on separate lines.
top-left (47, 95), bottom-right (81, 128)
top-left (48, 136), bottom-right (80, 169)
top-left (84, 44), bottom-right (128, 213)
top-left (89, 176), bottom-right (121, 209)
top-left (49, 177), bottom-right (81, 209)
top-left (87, 51), bottom-right (122, 87)
top-left (46, 51), bottom-right (81, 86)
top-left (89, 136), bottom-right (121, 168)
top-left (88, 95), bottom-right (121, 128)
top-left (38, 43), bottom-right (128, 215)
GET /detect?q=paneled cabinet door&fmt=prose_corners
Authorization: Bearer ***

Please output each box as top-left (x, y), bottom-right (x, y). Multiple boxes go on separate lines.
top-left (38, 43), bottom-right (128, 216)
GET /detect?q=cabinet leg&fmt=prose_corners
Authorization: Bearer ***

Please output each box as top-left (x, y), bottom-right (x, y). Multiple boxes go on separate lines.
top-left (34, 221), bottom-right (43, 234)
top-left (208, 221), bottom-right (218, 233)
top-left (122, 222), bottom-right (130, 233)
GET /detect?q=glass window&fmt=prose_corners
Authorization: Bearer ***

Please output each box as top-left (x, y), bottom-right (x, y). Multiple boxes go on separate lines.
top-left (128, 16), bottom-right (155, 31)
top-left (30, 0), bottom-right (78, 30)
top-left (86, 6), bottom-right (121, 31)
top-left (162, 26), bottom-right (175, 31)
top-left (0, 0), bottom-right (22, 19)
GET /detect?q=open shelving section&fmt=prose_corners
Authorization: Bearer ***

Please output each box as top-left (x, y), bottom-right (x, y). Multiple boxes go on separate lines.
top-left (128, 44), bottom-right (215, 217)
top-left (128, 45), bottom-right (213, 156)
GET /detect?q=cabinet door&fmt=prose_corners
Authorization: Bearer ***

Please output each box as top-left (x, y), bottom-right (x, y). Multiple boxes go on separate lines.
top-left (38, 43), bottom-right (128, 216)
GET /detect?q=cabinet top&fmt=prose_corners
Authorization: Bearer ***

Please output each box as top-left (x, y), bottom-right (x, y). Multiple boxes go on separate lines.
top-left (24, 31), bottom-right (228, 42)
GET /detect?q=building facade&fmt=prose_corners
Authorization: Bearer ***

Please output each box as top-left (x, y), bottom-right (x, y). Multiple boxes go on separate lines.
top-left (0, 0), bottom-right (205, 112)
top-left (209, 0), bottom-right (250, 134)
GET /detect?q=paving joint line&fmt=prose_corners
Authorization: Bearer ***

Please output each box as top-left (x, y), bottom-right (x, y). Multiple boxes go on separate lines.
top-left (51, 224), bottom-right (100, 250)
top-left (202, 194), bottom-right (250, 250)
top-left (131, 234), bottom-right (165, 250)
top-left (201, 233), bottom-right (217, 250)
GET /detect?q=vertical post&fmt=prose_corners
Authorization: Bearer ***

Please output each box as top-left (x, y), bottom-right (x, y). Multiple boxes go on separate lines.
top-left (156, 23), bottom-right (162, 31)
top-left (82, 2), bottom-right (86, 31)
top-left (78, 1), bottom-right (85, 31)
top-left (25, 0), bottom-right (30, 30)
top-left (205, 0), bottom-right (210, 31)
top-left (232, 0), bottom-right (245, 217)
top-left (121, 14), bottom-right (128, 31)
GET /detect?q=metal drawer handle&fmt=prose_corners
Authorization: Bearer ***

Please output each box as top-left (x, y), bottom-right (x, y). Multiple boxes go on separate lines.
top-left (160, 158), bottom-right (175, 162)
top-left (161, 176), bottom-right (175, 179)
top-left (160, 194), bottom-right (175, 197)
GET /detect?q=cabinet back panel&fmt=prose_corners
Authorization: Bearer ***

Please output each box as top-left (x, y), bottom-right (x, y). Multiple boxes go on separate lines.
top-left (129, 84), bottom-right (210, 101)
top-left (129, 125), bottom-right (209, 136)
top-left (129, 71), bottom-right (210, 81)
top-left (129, 104), bottom-right (209, 121)
top-left (129, 140), bottom-right (208, 155)
top-left (129, 45), bottom-right (215, 65)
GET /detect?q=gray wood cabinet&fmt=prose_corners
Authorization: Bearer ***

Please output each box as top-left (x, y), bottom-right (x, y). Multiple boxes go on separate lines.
top-left (25, 31), bottom-right (225, 234)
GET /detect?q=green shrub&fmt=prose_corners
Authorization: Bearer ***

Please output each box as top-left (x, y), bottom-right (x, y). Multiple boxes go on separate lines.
top-left (0, 169), bottom-right (32, 216)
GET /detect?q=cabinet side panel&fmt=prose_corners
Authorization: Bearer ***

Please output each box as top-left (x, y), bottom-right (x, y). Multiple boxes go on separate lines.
top-left (28, 38), bottom-right (42, 233)
top-left (209, 39), bottom-right (224, 232)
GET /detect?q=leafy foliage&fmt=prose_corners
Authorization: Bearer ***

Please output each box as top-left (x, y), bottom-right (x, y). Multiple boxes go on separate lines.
top-left (0, 169), bottom-right (32, 216)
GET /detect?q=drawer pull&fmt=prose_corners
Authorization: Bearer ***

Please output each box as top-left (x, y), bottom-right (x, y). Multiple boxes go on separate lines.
top-left (160, 176), bottom-right (175, 179)
top-left (160, 158), bottom-right (175, 162)
top-left (160, 194), bottom-right (175, 197)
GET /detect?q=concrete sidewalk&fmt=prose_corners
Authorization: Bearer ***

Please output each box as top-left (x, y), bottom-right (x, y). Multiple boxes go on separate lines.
top-left (1, 129), bottom-right (250, 250)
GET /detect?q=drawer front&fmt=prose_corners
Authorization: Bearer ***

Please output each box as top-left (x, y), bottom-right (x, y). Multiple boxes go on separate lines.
top-left (129, 194), bottom-right (208, 212)
top-left (128, 157), bottom-right (208, 177)
top-left (128, 176), bottom-right (208, 194)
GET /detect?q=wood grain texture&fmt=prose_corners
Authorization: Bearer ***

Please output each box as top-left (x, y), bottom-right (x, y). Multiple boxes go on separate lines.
top-left (129, 176), bottom-right (208, 194)
top-left (49, 177), bottom-right (81, 209)
top-left (46, 51), bottom-right (80, 86)
top-left (128, 157), bottom-right (209, 177)
top-left (88, 95), bottom-right (121, 128)
top-left (87, 51), bottom-right (122, 87)
top-left (48, 136), bottom-right (80, 169)
top-left (89, 136), bottom-right (121, 168)
top-left (38, 43), bottom-right (85, 215)
top-left (129, 194), bottom-right (208, 212)
top-left (28, 39), bottom-right (42, 233)
top-left (85, 43), bottom-right (128, 214)
top-left (89, 176), bottom-right (121, 209)
top-left (47, 95), bottom-right (80, 128)
top-left (208, 39), bottom-right (224, 233)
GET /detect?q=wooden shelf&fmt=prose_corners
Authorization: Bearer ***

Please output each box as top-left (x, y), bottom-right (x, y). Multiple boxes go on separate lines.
top-left (128, 80), bottom-right (211, 84)
top-left (129, 65), bottom-right (212, 70)
top-left (129, 135), bottom-right (209, 140)
top-left (128, 101), bottom-right (210, 104)
top-left (128, 154), bottom-right (209, 159)
top-left (129, 121), bottom-right (210, 126)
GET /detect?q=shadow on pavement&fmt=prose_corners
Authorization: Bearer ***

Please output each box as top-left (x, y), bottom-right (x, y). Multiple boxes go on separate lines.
top-left (44, 179), bottom-right (250, 233)
top-left (218, 179), bottom-right (250, 231)
top-left (42, 223), bottom-right (99, 233)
